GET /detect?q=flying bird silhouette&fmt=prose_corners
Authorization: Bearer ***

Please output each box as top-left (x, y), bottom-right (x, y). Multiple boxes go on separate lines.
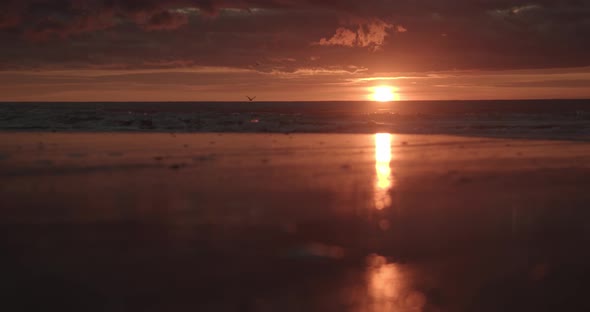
top-left (246, 96), bottom-right (256, 102)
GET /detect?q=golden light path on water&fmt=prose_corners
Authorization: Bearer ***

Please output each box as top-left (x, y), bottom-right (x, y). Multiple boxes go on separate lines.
top-left (374, 133), bottom-right (393, 210)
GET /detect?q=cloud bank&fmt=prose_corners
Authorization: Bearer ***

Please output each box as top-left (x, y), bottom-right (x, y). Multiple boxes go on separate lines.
top-left (0, 0), bottom-right (588, 74)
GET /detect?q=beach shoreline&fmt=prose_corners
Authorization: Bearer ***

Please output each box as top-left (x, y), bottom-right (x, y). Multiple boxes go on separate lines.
top-left (1, 132), bottom-right (590, 311)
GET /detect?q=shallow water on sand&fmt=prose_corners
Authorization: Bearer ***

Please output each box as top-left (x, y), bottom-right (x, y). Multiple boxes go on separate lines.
top-left (1, 133), bottom-right (590, 311)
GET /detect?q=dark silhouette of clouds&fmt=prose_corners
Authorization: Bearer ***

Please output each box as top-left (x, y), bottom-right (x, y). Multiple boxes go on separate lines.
top-left (142, 11), bottom-right (190, 31)
top-left (0, 0), bottom-right (589, 72)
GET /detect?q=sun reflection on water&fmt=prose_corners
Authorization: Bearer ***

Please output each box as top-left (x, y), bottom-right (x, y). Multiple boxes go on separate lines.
top-left (374, 133), bottom-right (393, 210)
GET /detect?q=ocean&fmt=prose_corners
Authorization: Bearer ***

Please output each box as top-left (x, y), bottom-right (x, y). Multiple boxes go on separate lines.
top-left (1, 99), bottom-right (590, 139)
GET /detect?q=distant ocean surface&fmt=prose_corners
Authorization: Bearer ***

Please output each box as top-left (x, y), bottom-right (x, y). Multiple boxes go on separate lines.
top-left (1, 100), bottom-right (589, 139)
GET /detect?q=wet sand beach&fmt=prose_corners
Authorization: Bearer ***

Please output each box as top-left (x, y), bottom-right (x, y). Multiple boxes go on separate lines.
top-left (1, 132), bottom-right (590, 311)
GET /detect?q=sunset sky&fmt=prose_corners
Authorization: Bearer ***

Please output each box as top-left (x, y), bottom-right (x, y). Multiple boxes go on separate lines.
top-left (1, 0), bottom-right (589, 101)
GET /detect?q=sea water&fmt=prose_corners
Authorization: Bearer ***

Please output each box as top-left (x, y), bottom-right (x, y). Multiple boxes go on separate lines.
top-left (1, 100), bottom-right (589, 139)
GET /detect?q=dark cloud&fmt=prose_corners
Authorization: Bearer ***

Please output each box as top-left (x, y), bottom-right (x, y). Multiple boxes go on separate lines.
top-left (24, 12), bottom-right (115, 40)
top-left (0, 0), bottom-right (589, 73)
top-left (0, 15), bottom-right (20, 30)
top-left (142, 11), bottom-right (190, 31)
top-left (0, 1), bottom-right (23, 29)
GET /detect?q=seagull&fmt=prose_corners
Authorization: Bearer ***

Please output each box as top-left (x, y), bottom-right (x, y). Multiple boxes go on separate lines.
top-left (246, 96), bottom-right (256, 102)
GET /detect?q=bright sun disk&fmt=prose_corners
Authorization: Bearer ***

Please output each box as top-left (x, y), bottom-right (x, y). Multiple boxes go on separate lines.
top-left (371, 86), bottom-right (398, 102)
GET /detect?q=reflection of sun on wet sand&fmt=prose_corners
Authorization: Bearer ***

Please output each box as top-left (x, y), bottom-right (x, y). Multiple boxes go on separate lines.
top-left (1, 132), bottom-right (590, 311)
top-left (374, 133), bottom-right (393, 210)
top-left (366, 254), bottom-right (426, 312)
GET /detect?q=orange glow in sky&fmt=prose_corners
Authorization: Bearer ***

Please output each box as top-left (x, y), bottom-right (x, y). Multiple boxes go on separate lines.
top-left (1, 67), bottom-right (590, 102)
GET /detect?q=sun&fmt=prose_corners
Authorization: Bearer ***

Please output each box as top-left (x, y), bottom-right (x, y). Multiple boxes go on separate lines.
top-left (371, 86), bottom-right (399, 102)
